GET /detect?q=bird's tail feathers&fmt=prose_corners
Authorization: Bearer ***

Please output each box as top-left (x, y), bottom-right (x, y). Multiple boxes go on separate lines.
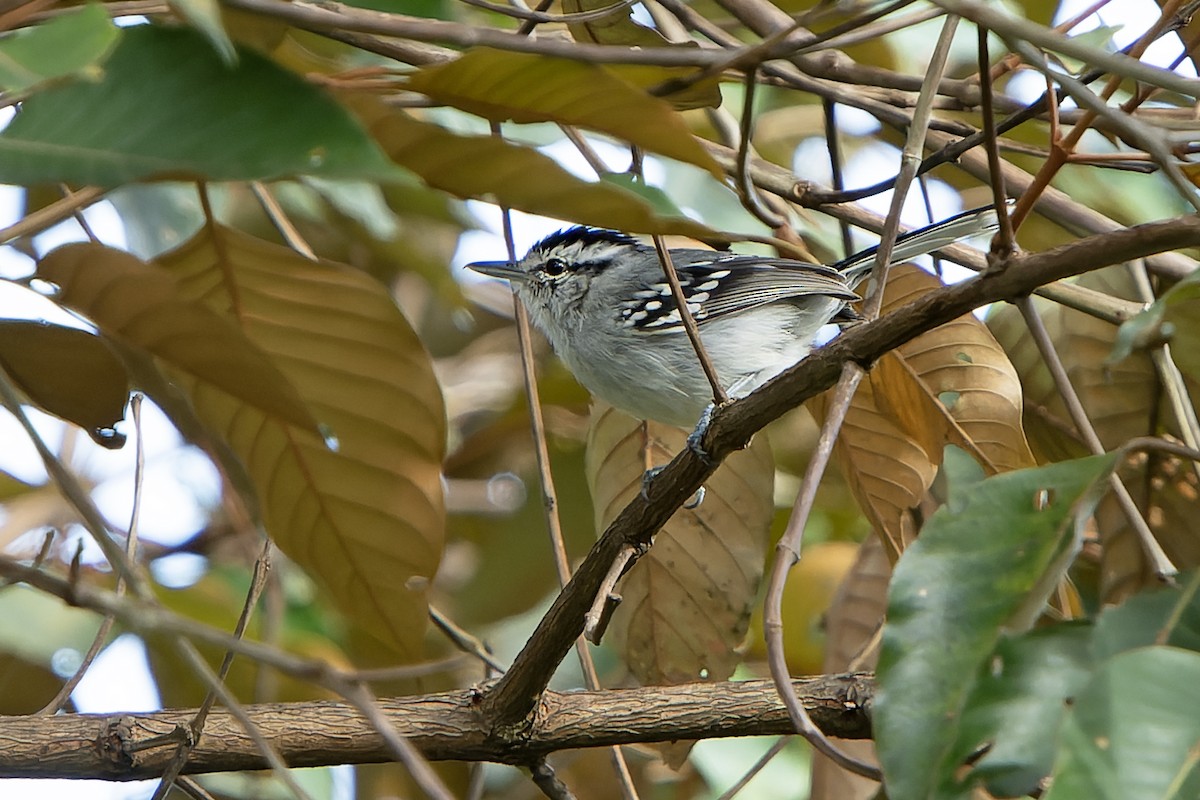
top-left (835, 201), bottom-right (1010, 284)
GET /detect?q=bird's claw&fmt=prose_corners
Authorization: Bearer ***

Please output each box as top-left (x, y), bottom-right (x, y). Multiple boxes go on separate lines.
top-left (640, 466), bottom-right (706, 509)
top-left (686, 403), bottom-right (717, 466)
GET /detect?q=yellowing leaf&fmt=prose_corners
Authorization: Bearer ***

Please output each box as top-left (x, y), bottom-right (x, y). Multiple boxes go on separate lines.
top-left (362, 108), bottom-right (718, 238)
top-left (586, 404), bottom-right (773, 688)
top-left (0, 320), bottom-right (128, 447)
top-left (37, 243), bottom-right (319, 434)
top-left (562, 0), bottom-right (670, 46)
top-left (155, 226), bottom-right (446, 659)
top-left (404, 48), bottom-right (723, 177)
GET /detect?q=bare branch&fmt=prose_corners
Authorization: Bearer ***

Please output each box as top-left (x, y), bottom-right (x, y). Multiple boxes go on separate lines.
top-left (0, 675), bottom-right (873, 780)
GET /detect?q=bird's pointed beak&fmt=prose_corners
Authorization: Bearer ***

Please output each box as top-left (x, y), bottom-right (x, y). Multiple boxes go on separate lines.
top-left (466, 260), bottom-right (527, 283)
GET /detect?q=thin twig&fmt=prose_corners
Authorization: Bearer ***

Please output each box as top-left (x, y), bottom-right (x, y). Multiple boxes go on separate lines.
top-left (935, 0), bottom-right (1200, 98)
top-left (860, 12), bottom-right (960, 320)
top-left (0, 186), bottom-right (105, 246)
top-left (151, 539), bottom-right (275, 799)
top-left (37, 394), bottom-right (147, 715)
top-left (429, 605), bottom-right (507, 674)
top-left (734, 69), bottom-right (787, 229)
top-left (823, 98), bottom-right (853, 259)
top-left (493, 120), bottom-right (639, 800)
top-left (175, 776), bottom-right (220, 800)
top-left (455, 0), bottom-right (632, 25)
top-left (0, 376), bottom-right (314, 796)
top-left (530, 758), bottom-right (579, 800)
top-left (714, 736), bottom-right (791, 800)
top-left (173, 637), bottom-right (315, 800)
top-left (341, 681), bottom-right (458, 800)
top-left (1016, 298), bottom-right (1177, 580)
top-left (351, 654), bottom-right (473, 682)
top-left (251, 182), bottom-right (318, 260)
top-left (764, 364), bottom-right (877, 779)
top-left (976, 26), bottom-right (1015, 260)
top-left (61, 184), bottom-right (100, 244)
top-left (0, 371), bottom-right (145, 591)
top-left (1127, 260), bottom-right (1200, 484)
top-left (650, 234), bottom-right (730, 406)
top-left (583, 543), bottom-right (637, 643)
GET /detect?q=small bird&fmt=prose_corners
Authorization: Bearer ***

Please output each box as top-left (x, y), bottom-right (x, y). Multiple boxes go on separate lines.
top-left (468, 207), bottom-right (1000, 428)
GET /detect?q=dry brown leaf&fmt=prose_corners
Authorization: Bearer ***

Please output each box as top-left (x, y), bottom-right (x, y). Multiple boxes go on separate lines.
top-left (810, 380), bottom-right (932, 561)
top-left (877, 267), bottom-right (1034, 474)
top-left (816, 266), bottom-right (1033, 560)
top-left (153, 226), bottom-right (446, 660)
top-left (586, 403), bottom-right (774, 689)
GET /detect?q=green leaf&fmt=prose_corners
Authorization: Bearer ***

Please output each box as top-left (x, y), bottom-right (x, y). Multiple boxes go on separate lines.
top-left (1044, 648), bottom-right (1200, 800)
top-left (951, 624), bottom-right (1094, 798)
top-left (155, 226), bottom-right (446, 659)
top-left (1112, 268), bottom-right (1200, 385)
top-left (599, 172), bottom-right (686, 218)
top-left (875, 454), bottom-right (1117, 800)
top-left (562, 0), bottom-right (672, 47)
top-left (404, 48), bottom-right (723, 178)
top-left (0, 319), bottom-right (128, 447)
top-left (37, 243), bottom-right (321, 435)
top-left (0, 25), bottom-right (403, 186)
top-left (1093, 574), bottom-right (1200, 659)
top-left (0, 3), bottom-right (119, 94)
top-left (0, 585), bottom-right (104, 666)
top-left (362, 108), bottom-right (719, 239)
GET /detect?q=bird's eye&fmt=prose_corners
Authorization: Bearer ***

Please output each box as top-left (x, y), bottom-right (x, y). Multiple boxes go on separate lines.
top-left (543, 258), bottom-right (568, 277)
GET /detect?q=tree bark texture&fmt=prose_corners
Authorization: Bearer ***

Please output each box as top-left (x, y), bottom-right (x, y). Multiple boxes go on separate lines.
top-left (0, 675), bottom-right (871, 780)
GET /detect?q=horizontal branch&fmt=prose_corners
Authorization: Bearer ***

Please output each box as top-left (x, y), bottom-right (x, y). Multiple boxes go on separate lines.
top-left (0, 675), bottom-right (872, 780)
top-left (221, 0), bottom-right (733, 66)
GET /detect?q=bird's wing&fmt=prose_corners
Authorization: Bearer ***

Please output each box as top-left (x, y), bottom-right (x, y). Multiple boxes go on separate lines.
top-left (616, 253), bottom-right (858, 334)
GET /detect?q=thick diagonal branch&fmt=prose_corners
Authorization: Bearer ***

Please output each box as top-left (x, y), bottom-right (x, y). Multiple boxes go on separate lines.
top-left (483, 217), bottom-right (1200, 730)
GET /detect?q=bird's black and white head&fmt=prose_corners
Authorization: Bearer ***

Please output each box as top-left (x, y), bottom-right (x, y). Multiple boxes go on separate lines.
top-left (467, 227), bottom-right (644, 328)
